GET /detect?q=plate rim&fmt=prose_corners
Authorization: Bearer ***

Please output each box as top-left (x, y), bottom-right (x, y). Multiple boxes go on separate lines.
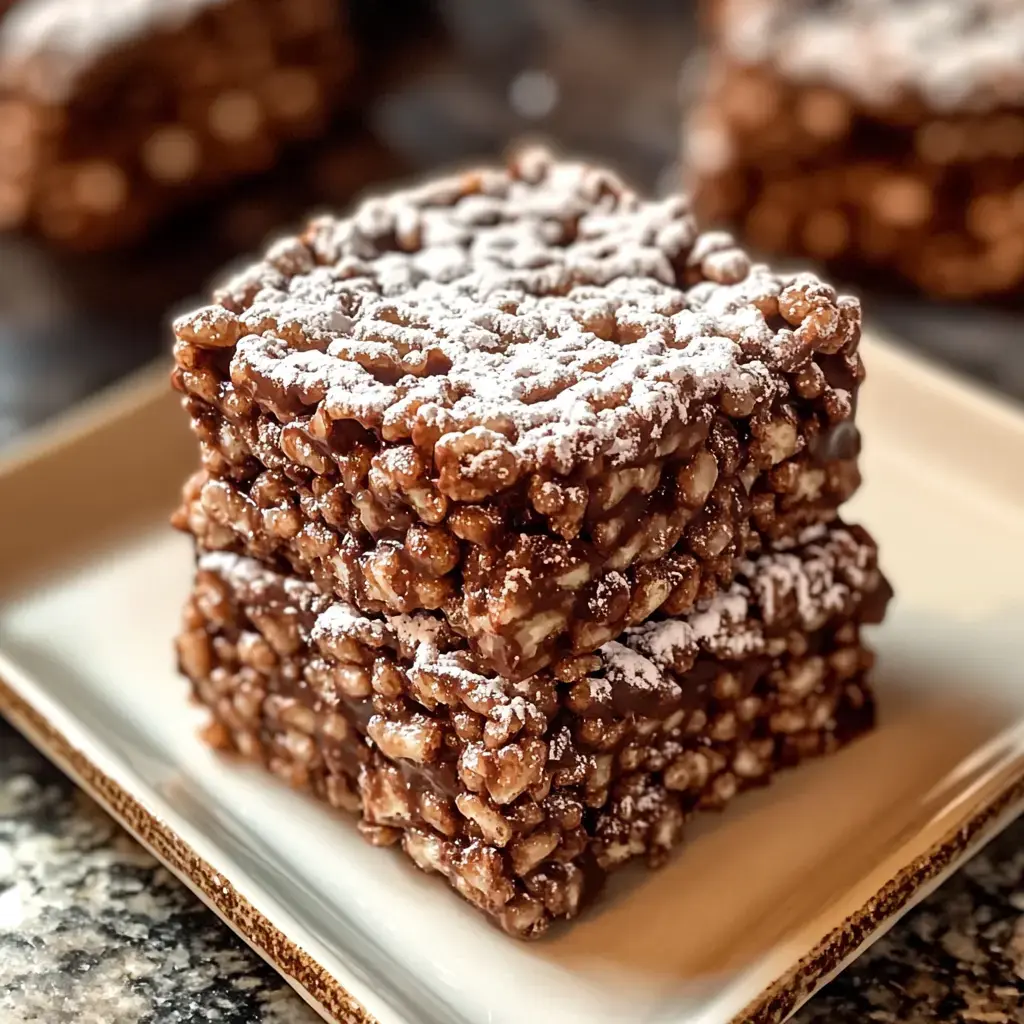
top-left (2, 333), bottom-right (1024, 1024)
top-left (0, 672), bottom-right (379, 1024)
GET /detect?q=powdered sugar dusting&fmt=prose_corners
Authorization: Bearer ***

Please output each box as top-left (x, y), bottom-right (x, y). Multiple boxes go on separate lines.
top-left (720, 0), bottom-right (1024, 112)
top-left (628, 524), bottom-right (880, 663)
top-left (1, 0), bottom-right (220, 57)
top-left (312, 602), bottom-right (393, 649)
top-left (389, 613), bottom-right (446, 655)
top-left (211, 555), bottom-right (527, 718)
top-left (2, 0), bottom-right (235, 101)
top-left (633, 619), bottom-right (697, 666)
top-left (603, 642), bottom-right (676, 691)
top-left (197, 550), bottom-right (320, 613)
top-left (547, 725), bottom-right (572, 762)
top-left (689, 591), bottom-right (751, 642)
top-left (178, 148), bottom-right (852, 477)
top-left (746, 524), bottom-right (877, 631)
top-left (491, 696), bottom-right (531, 730)
top-left (200, 521), bottom-right (883, 717)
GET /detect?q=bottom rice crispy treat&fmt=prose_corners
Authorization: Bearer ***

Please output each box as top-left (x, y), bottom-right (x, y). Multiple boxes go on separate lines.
top-left (176, 522), bottom-right (889, 938)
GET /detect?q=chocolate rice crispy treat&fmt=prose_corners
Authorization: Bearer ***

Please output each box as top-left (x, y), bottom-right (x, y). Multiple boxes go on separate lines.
top-left (688, 0), bottom-right (1024, 300)
top-left (0, 0), bottom-right (354, 249)
top-left (172, 148), bottom-right (866, 679)
top-left (177, 521), bottom-right (889, 937)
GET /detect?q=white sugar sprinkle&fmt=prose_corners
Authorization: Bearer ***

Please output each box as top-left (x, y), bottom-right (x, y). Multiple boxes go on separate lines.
top-left (178, 148), bottom-right (852, 478)
top-left (199, 522), bottom-right (881, 712)
top-left (720, 0), bottom-right (1024, 112)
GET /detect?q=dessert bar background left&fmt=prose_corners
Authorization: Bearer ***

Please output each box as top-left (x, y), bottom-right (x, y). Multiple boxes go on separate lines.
top-left (1, 2), bottom-right (1023, 1023)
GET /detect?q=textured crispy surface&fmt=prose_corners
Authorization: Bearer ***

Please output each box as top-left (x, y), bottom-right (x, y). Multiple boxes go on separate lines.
top-left (176, 397), bottom-right (861, 678)
top-left (178, 522), bottom-right (887, 937)
top-left (174, 146), bottom-right (863, 482)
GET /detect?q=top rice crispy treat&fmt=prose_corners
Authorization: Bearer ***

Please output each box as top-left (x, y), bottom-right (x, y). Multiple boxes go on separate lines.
top-left (172, 147), bottom-right (867, 679)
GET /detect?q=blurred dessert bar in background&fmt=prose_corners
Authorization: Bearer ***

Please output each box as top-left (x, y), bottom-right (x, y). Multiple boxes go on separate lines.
top-left (170, 148), bottom-right (889, 934)
top-left (687, 0), bottom-right (1024, 300)
top-left (0, 0), bottom-right (356, 249)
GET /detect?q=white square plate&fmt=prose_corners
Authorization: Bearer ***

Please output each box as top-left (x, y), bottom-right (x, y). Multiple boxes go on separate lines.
top-left (1, 335), bottom-right (1023, 1024)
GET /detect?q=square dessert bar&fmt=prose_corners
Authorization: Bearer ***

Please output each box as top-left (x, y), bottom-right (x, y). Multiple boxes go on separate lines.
top-left (0, 0), bottom-right (353, 248)
top-left (172, 148), bottom-right (866, 680)
top-left (688, 0), bottom-right (1024, 300)
top-left (178, 521), bottom-right (890, 938)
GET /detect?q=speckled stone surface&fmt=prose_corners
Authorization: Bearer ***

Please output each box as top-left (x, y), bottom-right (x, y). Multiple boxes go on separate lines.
top-left (0, 721), bottom-right (320, 1024)
top-left (1, 719), bottom-right (1023, 1023)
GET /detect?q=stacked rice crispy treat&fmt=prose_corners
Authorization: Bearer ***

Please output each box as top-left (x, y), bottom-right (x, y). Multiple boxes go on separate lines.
top-left (171, 147), bottom-right (890, 937)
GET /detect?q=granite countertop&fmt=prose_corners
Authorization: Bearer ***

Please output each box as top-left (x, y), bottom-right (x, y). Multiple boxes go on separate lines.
top-left (1, 716), bottom-right (1023, 1023)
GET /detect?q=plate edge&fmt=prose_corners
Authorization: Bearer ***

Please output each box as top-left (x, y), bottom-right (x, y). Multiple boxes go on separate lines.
top-left (0, 671), bottom-right (380, 1024)
top-left (731, 765), bottom-right (1024, 1024)
top-left (0, 359), bottom-right (172, 476)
